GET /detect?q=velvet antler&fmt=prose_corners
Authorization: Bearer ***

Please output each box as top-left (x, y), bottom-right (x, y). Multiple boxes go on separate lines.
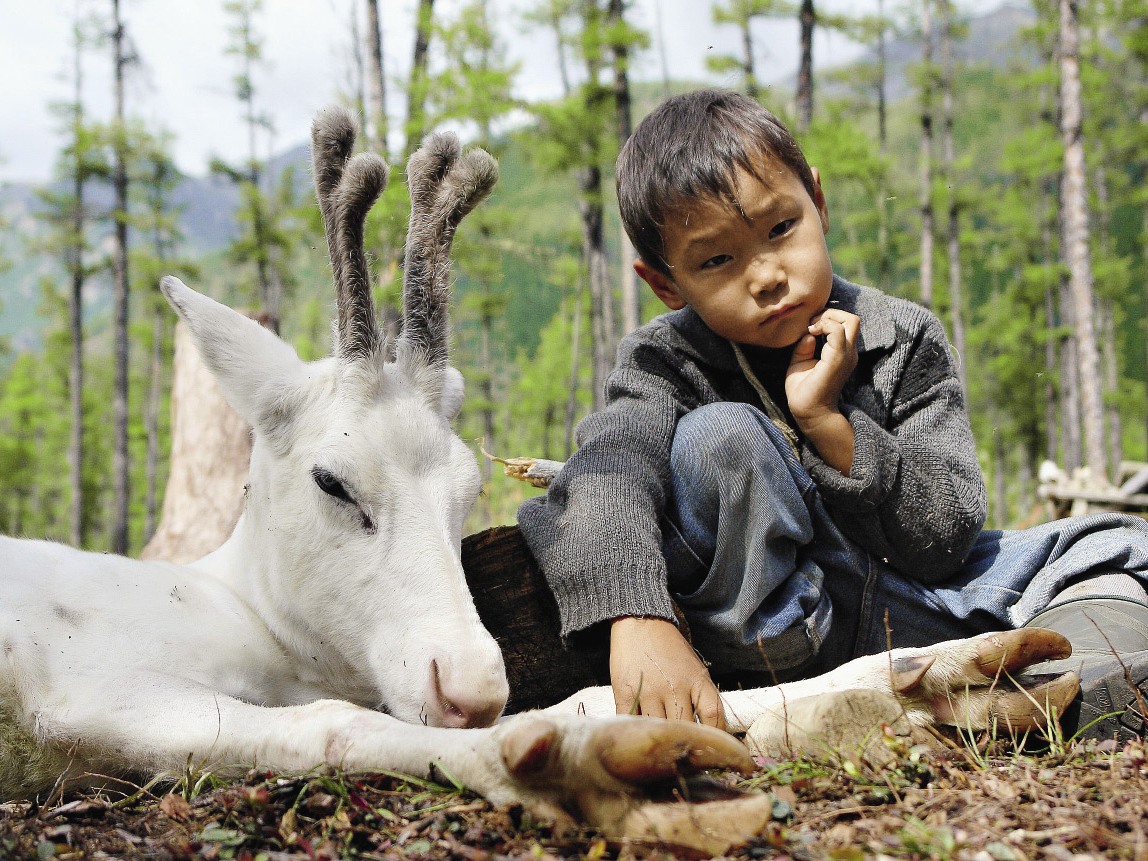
top-left (399, 132), bottom-right (498, 368)
top-left (310, 106), bottom-right (389, 362)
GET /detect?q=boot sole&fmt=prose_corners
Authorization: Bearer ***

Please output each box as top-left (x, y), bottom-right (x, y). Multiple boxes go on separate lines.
top-left (1068, 658), bottom-right (1148, 743)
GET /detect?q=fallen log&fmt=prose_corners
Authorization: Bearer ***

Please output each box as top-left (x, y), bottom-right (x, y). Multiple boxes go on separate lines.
top-left (461, 525), bottom-right (608, 713)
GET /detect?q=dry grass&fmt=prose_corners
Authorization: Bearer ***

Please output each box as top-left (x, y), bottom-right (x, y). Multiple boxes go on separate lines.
top-left (1, 734), bottom-right (1146, 861)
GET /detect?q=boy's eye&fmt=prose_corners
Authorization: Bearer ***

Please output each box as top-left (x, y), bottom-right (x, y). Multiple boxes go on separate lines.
top-left (769, 219), bottom-right (797, 239)
top-left (700, 254), bottom-right (732, 270)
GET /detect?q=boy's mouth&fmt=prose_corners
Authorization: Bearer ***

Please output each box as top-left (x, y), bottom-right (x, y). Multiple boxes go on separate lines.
top-left (763, 303), bottom-right (799, 324)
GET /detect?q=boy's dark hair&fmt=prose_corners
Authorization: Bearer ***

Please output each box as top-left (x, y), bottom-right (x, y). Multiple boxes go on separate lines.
top-left (616, 89), bottom-right (816, 278)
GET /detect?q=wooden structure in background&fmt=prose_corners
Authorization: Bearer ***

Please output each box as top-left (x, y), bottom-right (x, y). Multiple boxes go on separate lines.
top-left (1039, 460), bottom-right (1148, 520)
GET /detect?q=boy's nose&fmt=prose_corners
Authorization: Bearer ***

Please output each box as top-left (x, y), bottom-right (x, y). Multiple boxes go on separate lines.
top-left (748, 257), bottom-right (784, 297)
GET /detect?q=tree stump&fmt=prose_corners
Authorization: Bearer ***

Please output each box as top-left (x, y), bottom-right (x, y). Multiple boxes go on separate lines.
top-left (140, 321), bottom-right (251, 563)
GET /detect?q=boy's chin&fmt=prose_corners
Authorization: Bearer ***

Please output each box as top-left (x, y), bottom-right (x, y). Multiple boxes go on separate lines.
top-left (737, 331), bottom-right (806, 352)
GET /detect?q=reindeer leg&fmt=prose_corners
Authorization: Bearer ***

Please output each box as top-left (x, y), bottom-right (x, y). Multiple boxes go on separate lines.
top-left (31, 677), bottom-right (770, 855)
top-left (545, 629), bottom-right (1079, 763)
top-left (721, 629), bottom-right (1079, 753)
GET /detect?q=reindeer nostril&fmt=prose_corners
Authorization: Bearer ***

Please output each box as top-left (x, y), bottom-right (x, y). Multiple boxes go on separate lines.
top-left (428, 653), bottom-right (508, 729)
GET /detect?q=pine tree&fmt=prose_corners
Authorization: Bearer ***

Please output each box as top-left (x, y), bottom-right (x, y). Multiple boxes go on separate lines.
top-left (108, 0), bottom-right (134, 554)
top-left (606, 0), bottom-right (641, 336)
top-left (708, 0), bottom-right (794, 101)
top-left (364, 0), bottom-right (390, 157)
top-left (32, 17), bottom-right (108, 547)
top-left (129, 129), bottom-right (189, 543)
top-left (430, 0), bottom-right (517, 528)
top-left (796, 0), bottom-right (815, 130)
top-left (406, 0), bottom-right (436, 157)
top-left (1058, 0), bottom-right (1107, 480)
top-left (938, 0), bottom-right (967, 393)
top-left (917, 0), bottom-right (936, 310)
top-left (529, 0), bottom-right (645, 410)
top-left (213, 0), bottom-right (299, 333)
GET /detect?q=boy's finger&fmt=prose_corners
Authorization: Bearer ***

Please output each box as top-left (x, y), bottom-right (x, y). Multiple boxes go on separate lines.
top-left (614, 683), bottom-right (641, 716)
top-left (816, 308), bottom-right (860, 327)
top-left (790, 332), bottom-right (818, 364)
top-left (642, 695), bottom-right (669, 721)
top-left (694, 687), bottom-right (726, 730)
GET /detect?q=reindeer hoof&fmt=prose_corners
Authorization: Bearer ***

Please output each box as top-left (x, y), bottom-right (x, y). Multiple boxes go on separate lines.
top-left (987, 671), bottom-right (1081, 731)
top-left (596, 719), bottom-right (755, 783)
top-left (972, 628), bottom-right (1072, 679)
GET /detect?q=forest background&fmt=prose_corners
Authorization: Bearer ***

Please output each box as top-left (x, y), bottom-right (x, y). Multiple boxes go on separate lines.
top-left (0, 0), bottom-right (1142, 556)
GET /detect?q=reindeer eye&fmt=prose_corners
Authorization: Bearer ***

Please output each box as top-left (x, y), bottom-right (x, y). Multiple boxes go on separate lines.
top-left (312, 467), bottom-right (353, 504)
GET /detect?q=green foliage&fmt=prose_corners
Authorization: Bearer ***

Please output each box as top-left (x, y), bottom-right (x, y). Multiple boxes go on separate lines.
top-left (8, 0), bottom-right (1148, 547)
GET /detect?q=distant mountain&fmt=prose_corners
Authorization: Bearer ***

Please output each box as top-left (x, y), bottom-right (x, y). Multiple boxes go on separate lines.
top-left (173, 142), bottom-right (312, 251)
top-left (878, 3), bottom-right (1037, 101)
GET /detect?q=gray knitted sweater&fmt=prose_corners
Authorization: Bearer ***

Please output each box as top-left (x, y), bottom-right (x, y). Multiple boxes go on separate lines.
top-left (517, 276), bottom-right (988, 638)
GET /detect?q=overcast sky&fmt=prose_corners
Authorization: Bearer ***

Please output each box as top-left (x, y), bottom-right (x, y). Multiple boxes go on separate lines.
top-left (0, 0), bottom-right (998, 184)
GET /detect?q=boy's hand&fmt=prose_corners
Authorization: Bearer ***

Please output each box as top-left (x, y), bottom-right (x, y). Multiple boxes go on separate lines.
top-left (609, 616), bottom-right (726, 729)
top-left (786, 308), bottom-right (860, 474)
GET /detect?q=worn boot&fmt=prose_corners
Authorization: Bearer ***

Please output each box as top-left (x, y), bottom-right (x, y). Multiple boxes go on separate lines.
top-left (1025, 597), bottom-right (1148, 743)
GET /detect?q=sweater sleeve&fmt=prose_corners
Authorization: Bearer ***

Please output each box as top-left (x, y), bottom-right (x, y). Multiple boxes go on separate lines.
top-left (801, 310), bottom-right (987, 580)
top-left (517, 334), bottom-right (701, 639)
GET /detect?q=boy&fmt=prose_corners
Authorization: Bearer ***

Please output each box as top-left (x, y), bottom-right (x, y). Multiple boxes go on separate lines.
top-left (518, 88), bottom-right (1148, 741)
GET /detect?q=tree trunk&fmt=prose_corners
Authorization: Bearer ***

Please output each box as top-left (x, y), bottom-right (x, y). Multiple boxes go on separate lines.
top-left (993, 423), bottom-right (1007, 529)
top-left (608, 0), bottom-right (640, 335)
top-left (479, 295), bottom-right (495, 527)
top-left (1059, 277), bottom-right (1082, 472)
top-left (939, 0), bottom-right (966, 393)
top-left (1058, 0), bottom-right (1107, 480)
top-left (141, 322), bottom-right (252, 564)
top-left (405, 0), bottom-right (435, 157)
top-left (67, 24), bottom-right (86, 549)
top-left (347, 6), bottom-right (367, 126)
top-left (365, 0), bottom-right (389, 156)
top-left (144, 306), bottom-right (166, 543)
top-left (565, 287), bottom-right (584, 456)
top-left (110, 0), bottom-right (131, 554)
top-left (1044, 258), bottom-right (1059, 463)
top-left (875, 0), bottom-right (891, 290)
top-left (796, 0), bottom-right (815, 131)
top-left (579, 165), bottom-right (616, 412)
top-left (741, 19), bottom-right (758, 99)
top-left (918, 0), bottom-right (935, 310)
top-left (1093, 167), bottom-right (1122, 476)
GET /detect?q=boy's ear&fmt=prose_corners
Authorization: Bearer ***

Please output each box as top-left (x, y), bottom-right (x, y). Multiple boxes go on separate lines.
top-left (811, 166), bottom-right (830, 235)
top-left (634, 259), bottom-right (687, 311)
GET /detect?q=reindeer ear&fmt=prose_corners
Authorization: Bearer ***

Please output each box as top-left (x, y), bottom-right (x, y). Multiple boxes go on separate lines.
top-left (160, 276), bottom-right (307, 436)
top-left (438, 366), bottom-right (466, 420)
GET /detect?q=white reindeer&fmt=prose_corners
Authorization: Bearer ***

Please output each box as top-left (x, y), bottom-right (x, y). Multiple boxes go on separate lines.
top-left (0, 107), bottom-right (1078, 840)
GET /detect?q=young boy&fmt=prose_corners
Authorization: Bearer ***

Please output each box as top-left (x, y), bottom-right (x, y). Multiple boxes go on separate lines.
top-left (518, 88), bottom-right (1148, 742)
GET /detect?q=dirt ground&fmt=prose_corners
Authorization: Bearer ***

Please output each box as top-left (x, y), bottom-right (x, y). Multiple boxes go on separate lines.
top-left (2, 736), bottom-right (1145, 861)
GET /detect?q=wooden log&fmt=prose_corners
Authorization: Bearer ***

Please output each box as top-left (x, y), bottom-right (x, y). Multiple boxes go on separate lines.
top-left (462, 525), bottom-right (609, 713)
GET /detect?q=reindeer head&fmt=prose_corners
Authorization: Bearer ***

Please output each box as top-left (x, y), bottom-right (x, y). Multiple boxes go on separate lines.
top-left (159, 106), bottom-right (507, 728)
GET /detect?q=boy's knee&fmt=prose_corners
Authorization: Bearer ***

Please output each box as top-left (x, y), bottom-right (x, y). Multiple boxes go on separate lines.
top-left (670, 403), bottom-right (783, 480)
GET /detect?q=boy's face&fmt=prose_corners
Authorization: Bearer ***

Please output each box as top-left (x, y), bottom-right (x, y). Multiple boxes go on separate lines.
top-left (635, 160), bottom-right (833, 350)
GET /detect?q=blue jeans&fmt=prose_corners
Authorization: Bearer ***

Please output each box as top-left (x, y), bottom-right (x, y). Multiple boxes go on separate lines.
top-left (662, 403), bottom-right (1148, 679)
